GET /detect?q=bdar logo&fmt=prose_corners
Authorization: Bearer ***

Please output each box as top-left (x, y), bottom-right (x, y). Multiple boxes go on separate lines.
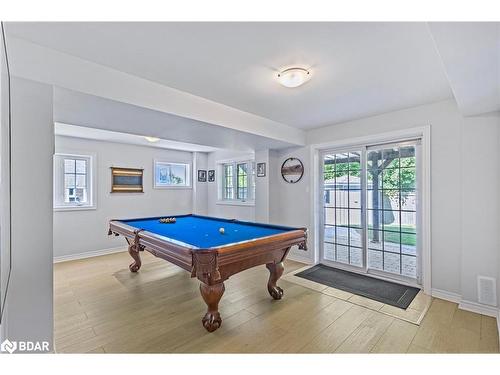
top-left (1, 339), bottom-right (17, 354)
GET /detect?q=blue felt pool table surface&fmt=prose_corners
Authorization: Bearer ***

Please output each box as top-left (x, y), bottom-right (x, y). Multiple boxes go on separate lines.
top-left (121, 215), bottom-right (297, 249)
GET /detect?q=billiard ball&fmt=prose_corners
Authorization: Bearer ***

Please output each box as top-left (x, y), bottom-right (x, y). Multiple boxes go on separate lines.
top-left (219, 227), bottom-right (225, 234)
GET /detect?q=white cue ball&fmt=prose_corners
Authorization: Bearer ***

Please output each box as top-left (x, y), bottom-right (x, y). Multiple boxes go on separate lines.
top-left (219, 227), bottom-right (225, 234)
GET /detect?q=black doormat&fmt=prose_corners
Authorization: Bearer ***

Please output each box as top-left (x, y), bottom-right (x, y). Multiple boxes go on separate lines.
top-left (295, 264), bottom-right (420, 309)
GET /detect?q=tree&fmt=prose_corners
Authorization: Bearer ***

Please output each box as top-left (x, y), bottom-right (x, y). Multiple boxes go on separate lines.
top-left (169, 172), bottom-right (183, 185)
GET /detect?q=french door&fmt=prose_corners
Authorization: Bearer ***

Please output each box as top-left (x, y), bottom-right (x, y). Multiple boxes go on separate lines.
top-left (320, 140), bottom-right (421, 284)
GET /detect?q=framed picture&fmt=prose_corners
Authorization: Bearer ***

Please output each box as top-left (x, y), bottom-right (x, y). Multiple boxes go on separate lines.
top-left (153, 160), bottom-right (191, 188)
top-left (281, 157), bottom-right (304, 183)
top-left (197, 170), bottom-right (207, 182)
top-left (257, 162), bottom-right (266, 177)
top-left (208, 169), bottom-right (215, 182)
top-left (111, 167), bottom-right (144, 193)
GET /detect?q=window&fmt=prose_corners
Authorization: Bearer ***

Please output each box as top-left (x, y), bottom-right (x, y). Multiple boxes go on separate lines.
top-left (237, 163), bottom-right (248, 200)
top-left (223, 164), bottom-right (234, 199)
top-left (154, 161), bottom-right (191, 188)
top-left (220, 160), bottom-right (255, 203)
top-left (54, 153), bottom-right (95, 210)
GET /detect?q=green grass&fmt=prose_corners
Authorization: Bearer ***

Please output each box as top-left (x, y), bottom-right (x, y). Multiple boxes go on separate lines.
top-left (372, 224), bottom-right (416, 246)
top-left (380, 229), bottom-right (416, 246)
top-left (336, 224), bottom-right (416, 246)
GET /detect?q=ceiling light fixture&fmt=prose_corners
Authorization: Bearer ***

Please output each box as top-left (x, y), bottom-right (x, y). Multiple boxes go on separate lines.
top-left (144, 136), bottom-right (160, 143)
top-left (277, 67), bottom-right (311, 88)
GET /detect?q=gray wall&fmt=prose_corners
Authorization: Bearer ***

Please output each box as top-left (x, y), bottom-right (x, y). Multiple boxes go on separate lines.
top-left (0, 24), bottom-right (11, 338)
top-left (54, 136), bottom-right (195, 258)
top-left (4, 77), bottom-right (54, 348)
top-left (496, 117), bottom-right (500, 320)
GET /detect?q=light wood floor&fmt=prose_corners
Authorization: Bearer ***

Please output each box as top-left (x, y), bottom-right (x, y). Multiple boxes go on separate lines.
top-left (282, 265), bottom-right (432, 325)
top-left (54, 250), bottom-right (499, 353)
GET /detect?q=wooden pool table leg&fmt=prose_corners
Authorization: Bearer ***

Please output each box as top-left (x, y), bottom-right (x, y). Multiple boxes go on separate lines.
top-left (128, 245), bottom-right (142, 272)
top-left (266, 262), bottom-right (284, 300)
top-left (200, 282), bottom-right (225, 332)
top-left (126, 238), bottom-right (142, 272)
top-left (126, 230), bottom-right (144, 272)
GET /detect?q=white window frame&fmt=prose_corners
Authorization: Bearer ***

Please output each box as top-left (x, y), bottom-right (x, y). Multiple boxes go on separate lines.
top-left (53, 152), bottom-right (96, 211)
top-left (153, 160), bottom-right (192, 189)
top-left (310, 125), bottom-right (431, 295)
top-left (217, 158), bottom-right (255, 206)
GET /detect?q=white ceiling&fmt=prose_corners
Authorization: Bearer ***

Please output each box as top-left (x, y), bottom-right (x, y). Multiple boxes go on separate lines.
top-left (7, 22), bottom-right (455, 129)
top-left (428, 22), bottom-right (500, 116)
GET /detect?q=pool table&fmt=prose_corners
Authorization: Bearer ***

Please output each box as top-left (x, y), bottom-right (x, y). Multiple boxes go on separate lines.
top-left (108, 214), bottom-right (307, 332)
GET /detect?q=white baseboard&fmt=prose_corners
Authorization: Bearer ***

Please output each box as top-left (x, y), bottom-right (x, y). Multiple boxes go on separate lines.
top-left (431, 288), bottom-right (461, 303)
top-left (431, 288), bottom-right (499, 319)
top-left (287, 252), bottom-right (314, 265)
top-left (459, 300), bottom-right (498, 318)
top-left (54, 246), bottom-right (127, 263)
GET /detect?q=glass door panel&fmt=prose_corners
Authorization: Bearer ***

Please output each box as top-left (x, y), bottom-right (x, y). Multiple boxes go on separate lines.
top-left (366, 143), bottom-right (418, 279)
top-left (322, 150), bottom-right (364, 268)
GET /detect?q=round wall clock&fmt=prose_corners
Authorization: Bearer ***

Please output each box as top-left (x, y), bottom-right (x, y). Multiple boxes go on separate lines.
top-left (281, 157), bottom-right (304, 183)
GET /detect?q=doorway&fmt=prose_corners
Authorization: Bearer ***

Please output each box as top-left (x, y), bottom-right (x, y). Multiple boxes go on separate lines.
top-left (319, 139), bottom-right (421, 285)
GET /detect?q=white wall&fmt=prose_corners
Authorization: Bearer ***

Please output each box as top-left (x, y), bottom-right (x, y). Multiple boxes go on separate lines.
top-left (54, 136), bottom-right (195, 258)
top-left (206, 150), bottom-right (255, 221)
top-left (269, 147), bottom-right (314, 263)
top-left (255, 149), bottom-right (270, 223)
top-left (461, 114), bottom-right (499, 304)
top-left (267, 99), bottom-right (499, 309)
top-left (307, 99), bottom-right (464, 295)
top-left (4, 77), bottom-right (54, 349)
top-left (192, 152), bottom-right (208, 216)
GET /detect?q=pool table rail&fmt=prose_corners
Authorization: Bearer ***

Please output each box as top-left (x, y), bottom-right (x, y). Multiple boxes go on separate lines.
top-left (193, 229), bottom-right (306, 284)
